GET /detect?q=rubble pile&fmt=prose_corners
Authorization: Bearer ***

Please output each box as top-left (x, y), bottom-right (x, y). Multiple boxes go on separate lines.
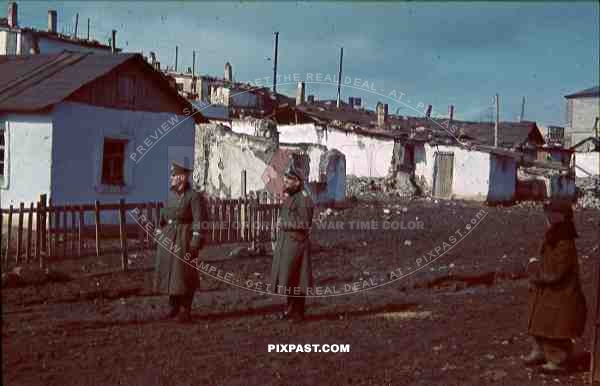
top-left (346, 175), bottom-right (417, 201)
top-left (576, 177), bottom-right (600, 209)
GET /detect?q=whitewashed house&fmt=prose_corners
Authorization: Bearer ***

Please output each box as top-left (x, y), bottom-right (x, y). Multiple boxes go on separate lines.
top-left (0, 52), bottom-right (206, 220)
top-left (565, 86), bottom-right (599, 149)
top-left (1, 3), bottom-right (115, 55)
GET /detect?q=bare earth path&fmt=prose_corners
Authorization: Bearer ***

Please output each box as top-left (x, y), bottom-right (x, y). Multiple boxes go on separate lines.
top-left (3, 199), bottom-right (599, 385)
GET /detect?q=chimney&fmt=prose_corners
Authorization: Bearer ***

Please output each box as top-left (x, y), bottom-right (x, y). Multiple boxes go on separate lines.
top-left (224, 62), bottom-right (232, 82)
top-left (449, 105), bottom-right (454, 121)
top-left (377, 102), bottom-right (388, 128)
top-left (348, 97), bottom-right (354, 107)
top-left (48, 10), bottom-right (57, 33)
top-left (111, 30), bottom-right (116, 53)
top-left (8, 2), bottom-right (17, 28)
top-left (354, 97), bottom-right (362, 109)
top-left (154, 61), bottom-right (160, 71)
top-left (296, 81), bottom-right (305, 105)
top-left (307, 95), bottom-right (315, 104)
top-left (425, 104), bottom-right (432, 119)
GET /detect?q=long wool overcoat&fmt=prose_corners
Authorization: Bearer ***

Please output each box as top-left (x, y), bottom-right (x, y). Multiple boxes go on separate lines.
top-left (270, 189), bottom-right (315, 295)
top-left (154, 190), bottom-right (208, 295)
top-left (528, 238), bottom-right (587, 339)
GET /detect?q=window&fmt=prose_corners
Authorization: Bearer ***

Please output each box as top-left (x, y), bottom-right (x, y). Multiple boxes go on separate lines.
top-left (101, 138), bottom-right (127, 186)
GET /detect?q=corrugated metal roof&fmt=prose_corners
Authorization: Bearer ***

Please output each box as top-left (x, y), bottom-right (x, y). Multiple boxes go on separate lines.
top-left (0, 52), bottom-right (133, 111)
top-left (564, 86), bottom-right (600, 99)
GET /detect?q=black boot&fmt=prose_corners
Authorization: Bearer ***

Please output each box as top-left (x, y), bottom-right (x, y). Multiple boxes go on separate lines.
top-left (165, 296), bottom-right (180, 319)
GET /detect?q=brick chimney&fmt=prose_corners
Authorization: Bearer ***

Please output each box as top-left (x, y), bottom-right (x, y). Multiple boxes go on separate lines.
top-left (425, 105), bottom-right (432, 119)
top-left (377, 102), bottom-right (388, 128)
top-left (8, 2), bottom-right (17, 28)
top-left (449, 105), bottom-right (454, 121)
top-left (48, 10), bottom-right (57, 33)
top-left (296, 81), bottom-right (305, 105)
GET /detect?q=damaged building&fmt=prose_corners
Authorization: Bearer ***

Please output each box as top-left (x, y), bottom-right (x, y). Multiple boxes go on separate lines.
top-left (194, 119), bottom-right (346, 206)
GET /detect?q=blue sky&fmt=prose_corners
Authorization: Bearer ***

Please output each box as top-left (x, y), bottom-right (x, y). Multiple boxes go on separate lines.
top-left (11, 1), bottom-right (600, 126)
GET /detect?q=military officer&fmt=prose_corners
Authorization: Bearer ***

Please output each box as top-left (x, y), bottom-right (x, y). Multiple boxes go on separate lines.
top-left (524, 199), bottom-right (587, 373)
top-left (154, 161), bottom-right (208, 323)
top-left (270, 160), bottom-right (315, 322)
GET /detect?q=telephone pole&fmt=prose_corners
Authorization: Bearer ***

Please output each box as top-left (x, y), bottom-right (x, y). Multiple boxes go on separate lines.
top-left (336, 47), bottom-right (343, 109)
top-left (494, 94), bottom-right (500, 147)
top-left (272, 32), bottom-right (279, 94)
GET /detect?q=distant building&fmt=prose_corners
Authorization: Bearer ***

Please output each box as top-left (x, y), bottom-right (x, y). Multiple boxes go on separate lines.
top-left (1, 3), bottom-right (115, 55)
top-left (565, 86), bottom-right (599, 150)
top-left (0, 52), bottom-right (206, 218)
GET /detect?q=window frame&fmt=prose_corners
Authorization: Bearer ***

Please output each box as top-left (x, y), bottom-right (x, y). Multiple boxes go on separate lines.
top-left (100, 138), bottom-right (128, 186)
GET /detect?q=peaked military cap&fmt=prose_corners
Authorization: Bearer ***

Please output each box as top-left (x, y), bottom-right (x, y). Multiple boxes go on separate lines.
top-left (171, 161), bottom-right (193, 175)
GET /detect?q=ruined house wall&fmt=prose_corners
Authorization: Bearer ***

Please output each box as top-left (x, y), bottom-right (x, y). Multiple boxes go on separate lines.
top-left (487, 155), bottom-right (517, 203)
top-left (277, 123), bottom-right (394, 178)
top-left (195, 123), bottom-right (276, 198)
top-left (414, 143), bottom-right (491, 201)
top-left (575, 152), bottom-right (599, 178)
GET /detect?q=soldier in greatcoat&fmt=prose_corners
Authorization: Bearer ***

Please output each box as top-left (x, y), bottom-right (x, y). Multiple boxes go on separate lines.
top-left (524, 199), bottom-right (587, 373)
top-left (270, 161), bottom-right (314, 322)
top-left (154, 162), bottom-right (208, 323)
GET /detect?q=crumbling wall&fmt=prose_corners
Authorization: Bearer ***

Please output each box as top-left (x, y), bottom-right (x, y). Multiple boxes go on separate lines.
top-left (195, 123), bottom-right (277, 198)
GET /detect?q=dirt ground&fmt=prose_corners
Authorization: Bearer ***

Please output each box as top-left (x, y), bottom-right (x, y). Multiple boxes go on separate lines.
top-left (2, 198), bottom-right (600, 386)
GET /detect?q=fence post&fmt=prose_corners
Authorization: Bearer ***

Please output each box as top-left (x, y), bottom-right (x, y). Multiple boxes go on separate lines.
top-left (26, 202), bottom-right (33, 262)
top-left (138, 203), bottom-right (146, 254)
top-left (47, 199), bottom-right (53, 258)
top-left (78, 205), bottom-right (84, 257)
top-left (39, 194), bottom-right (47, 259)
top-left (94, 200), bottom-right (101, 257)
top-left (70, 206), bottom-right (76, 257)
top-left (0, 208), bottom-right (4, 269)
top-left (35, 201), bottom-right (41, 264)
top-left (119, 198), bottom-right (128, 272)
top-left (5, 205), bottom-right (13, 268)
top-left (16, 202), bottom-right (24, 265)
top-left (60, 206), bottom-right (66, 258)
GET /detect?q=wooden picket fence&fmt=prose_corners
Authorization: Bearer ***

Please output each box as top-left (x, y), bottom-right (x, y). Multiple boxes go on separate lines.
top-left (1, 192), bottom-right (284, 271)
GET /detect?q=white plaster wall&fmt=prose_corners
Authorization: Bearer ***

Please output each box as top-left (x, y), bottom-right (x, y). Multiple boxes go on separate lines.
top-left (0, 29), bottom-right (18, 55)
top-left (0, 114), bottom-right (53, 208)
top-left (51, 102), bottom-right (195, 223)
top-left (415, 143), bottom-right (490, 200)
top-left (278, 123), bottom-right (394, 178)
top-left (575, 152), bottom-right (599, 177)
top-left (570, 97), bottom-right (600, 132)
top-left (37, 37), bottom-right (111, 54)
top-left (204, 132), bottom-right (269, 198)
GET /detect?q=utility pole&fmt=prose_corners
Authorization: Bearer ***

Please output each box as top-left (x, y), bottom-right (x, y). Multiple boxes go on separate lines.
top-left (175, 46), bottom-right (178, 73)
top-left (520, 96), bottom-right (526, 122)
top-left (494, 93), bottom-right (499, 147)
top-left (272, 32), bottom-right (279, 94)
top-left (336, 47), bottom-right (344, 109)
top-left (73, 13), bottom-right (79, 38)
top-left (192, 50), bottom-right (196, 99)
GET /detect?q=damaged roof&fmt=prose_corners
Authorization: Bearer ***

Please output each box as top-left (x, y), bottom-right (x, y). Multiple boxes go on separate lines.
top-left (0, 51), bottom-right (207, 122)
top-left (564, 86), bottom-right (600, 99)
top-left (292, 102), bottom-right (543, 148)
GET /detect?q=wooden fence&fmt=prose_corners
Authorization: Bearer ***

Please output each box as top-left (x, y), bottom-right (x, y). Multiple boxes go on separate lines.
top-left (1, 193), bottom-right (283, 271)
